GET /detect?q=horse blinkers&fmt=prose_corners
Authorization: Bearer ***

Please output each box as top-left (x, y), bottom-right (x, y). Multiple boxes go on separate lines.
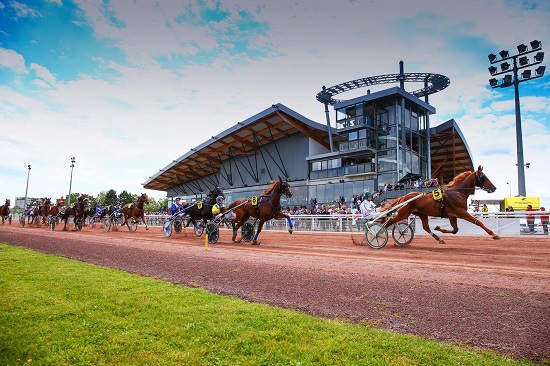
top-left (476, 171), bottom-right (496, 193)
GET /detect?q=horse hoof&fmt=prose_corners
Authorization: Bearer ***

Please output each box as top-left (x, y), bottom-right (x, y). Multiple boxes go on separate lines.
top-left (434, 226), bottom-right (441, 230)
top-left (493, 235), bottom-right (501, 240)
top-left (439, 240), bottom-right (446, 244)
top-left (288, 228), bottom-right (293, 234)
top-left (252, 241), bottom-right (260, 245)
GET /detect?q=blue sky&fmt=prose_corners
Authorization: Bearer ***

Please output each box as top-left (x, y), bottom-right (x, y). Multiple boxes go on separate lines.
top-left (1, 0), bottom-right (549, 209)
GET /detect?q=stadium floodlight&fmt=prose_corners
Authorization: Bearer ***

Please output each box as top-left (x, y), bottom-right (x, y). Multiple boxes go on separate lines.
top-left (517, 44), bottom-right (528, 54)
top-left (487, 40), bottom-right (544, 196)
top-left (502, 74), bottom-right (513, 85)
top-left (519, 56), bottom-right (528, 66)
top-left (535, 65), bottom-right (546, 76)
top-left (530, 40), bottom-right (541, 50)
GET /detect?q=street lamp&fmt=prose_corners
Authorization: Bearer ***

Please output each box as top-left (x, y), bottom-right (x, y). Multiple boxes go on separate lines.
top-left (68, 157), bottom-right (75, 206)
top-left (487, 40), bottom-right (545, 197)
top-left (23, 165), bottom-right (31, 211)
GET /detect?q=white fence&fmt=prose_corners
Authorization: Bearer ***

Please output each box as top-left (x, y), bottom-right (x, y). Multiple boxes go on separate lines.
top-left (142, 212), bottom-right (549, 236)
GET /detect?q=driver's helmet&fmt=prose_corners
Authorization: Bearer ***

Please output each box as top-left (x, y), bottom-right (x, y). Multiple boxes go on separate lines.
top-left (216, 195), bottom-right (224, 202)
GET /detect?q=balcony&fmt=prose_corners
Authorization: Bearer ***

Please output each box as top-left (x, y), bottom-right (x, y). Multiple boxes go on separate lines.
top-left (309, 162), bottom-right (375, 180)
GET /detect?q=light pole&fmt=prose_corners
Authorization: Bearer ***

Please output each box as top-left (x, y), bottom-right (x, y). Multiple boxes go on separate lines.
top-left (488, 40), bottom-right (545, 197)
top-left (506, 182), bottom-right (512, 197)
top-left (68, 157), bottom-right (75, 206)
top-left (23, 165), bottom-right (31, 211)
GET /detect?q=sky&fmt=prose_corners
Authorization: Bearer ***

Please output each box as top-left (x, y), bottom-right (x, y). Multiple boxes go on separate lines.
top-left (1, 0), bottom-right (549, 210)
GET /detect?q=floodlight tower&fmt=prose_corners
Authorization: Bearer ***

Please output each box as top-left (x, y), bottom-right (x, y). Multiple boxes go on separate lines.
top-left (487, 40), bottom-right (545, 197)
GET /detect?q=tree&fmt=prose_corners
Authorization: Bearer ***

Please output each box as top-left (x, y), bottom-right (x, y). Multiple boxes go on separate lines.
top-left (102, 190), bottom-right (118, 205)
top-left (119, 190), bottom-right (135, 205)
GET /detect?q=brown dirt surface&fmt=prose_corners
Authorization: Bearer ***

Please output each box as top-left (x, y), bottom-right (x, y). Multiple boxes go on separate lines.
top-left (1, 223), bottom-right (549, 363)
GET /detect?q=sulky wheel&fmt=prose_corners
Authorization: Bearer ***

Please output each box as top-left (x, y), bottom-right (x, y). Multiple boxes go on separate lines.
top-left (8, 216), bottom-right (12, 225)
top-left (89, 216), bottom-right (95, 228)
top-left (104, 218), bottom-right (111, 232)
top-left (50, 216), bottom-right (56, 231)
top-left (76, 219), bottom-right (83, 231)
top-left (392, 222), bottom-right (414, 246)
top-left (162, 221), bottom-right (173, 238)
top-left (174, 219), bottom-right (182, 233)
top-left (128, 220), bottom-right (138, 232)
top-left (19, 215), bottom-right (25, 227)
top-left (194, 220), bottom-right (205, 237)
top-left (206, 222), bottom-right (219, 244)
top-left (365, 222), bottom-right (388, 249)
top-left (241, 222), bottom-right (255, 242)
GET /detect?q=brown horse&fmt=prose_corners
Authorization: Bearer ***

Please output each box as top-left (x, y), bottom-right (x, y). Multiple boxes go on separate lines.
top-left (379, 166), bottom-right (500, 244)
top-left (62, 195), bottom-right (89, 231)
top-left (228, 177), bottom-right (293, 245)
top-left (121, 193), bottom-right (149, 231)
top-left (0, 199), bottom-right (10, 224)
top-left (49, 200), bottom-right (65, 229)
top-left (39, 198), bottom-right (52, 225)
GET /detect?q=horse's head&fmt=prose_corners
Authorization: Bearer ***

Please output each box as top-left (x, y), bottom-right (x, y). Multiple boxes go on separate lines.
top-left (280, 180), bottom-right (293, 198)
top-left (139, 193), bottom-right (149, 203)
top-left (5, 199), bottom-right (10, 206)
top-left (475, 166), bottom-right (496, 193)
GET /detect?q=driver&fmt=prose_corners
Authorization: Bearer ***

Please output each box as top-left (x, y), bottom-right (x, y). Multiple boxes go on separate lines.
top-left (359, 194), bottom-right (379, 220)
top-left (171, 197), bottom-right (186, 215)
top-left (211, 195), bottom-right (224, 221)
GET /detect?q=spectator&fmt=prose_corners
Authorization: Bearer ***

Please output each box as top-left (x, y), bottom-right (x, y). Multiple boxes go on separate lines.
top-left (540, 206), bottom-right (549, 235)
top-left (482, 204), bottom-right (489, 218)
top-left (505, 205), bottom-right (515, 218)
top-left (526, 204), bottom-right (536, 234)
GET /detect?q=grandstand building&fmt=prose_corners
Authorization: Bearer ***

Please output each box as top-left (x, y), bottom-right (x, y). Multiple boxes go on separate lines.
top-left (143, 62), bottom-right (473, 207)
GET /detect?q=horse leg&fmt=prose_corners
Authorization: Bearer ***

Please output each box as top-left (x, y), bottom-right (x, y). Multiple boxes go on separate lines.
top-left (232, 215), bottom-right (249, 243)
top-left (459, 212), bottom-right (500, 240)
top-left (142, 213), bottom-right (148, 230)
top-left (419, 214), bottom-right (445, 244)
top-left (435, 217), bottom-right (459, 234)
top-left (252, 220), bottom-right (265, 245)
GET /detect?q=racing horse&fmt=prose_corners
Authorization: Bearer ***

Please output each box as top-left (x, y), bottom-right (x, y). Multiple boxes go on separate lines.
top-left (39, 198), bottom-right (52, 225)
top-left (379, 165), bottom-right (500, 244)
top-left (228, 177), bottom-right (293, 245)
top-left (49, 200), bottom-right (65, 228)
top-left (183, 186), bottom-right (225, 231)
top-left (0, 199), bottom-right (10, 224)
top-left (121, 193), bottom-right (149, 230)
top-left (62, 195), bottom-right (89, 231)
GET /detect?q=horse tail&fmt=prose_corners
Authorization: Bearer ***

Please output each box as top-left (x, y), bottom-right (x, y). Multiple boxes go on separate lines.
top-left (380, 192), bottom-right (423, 212)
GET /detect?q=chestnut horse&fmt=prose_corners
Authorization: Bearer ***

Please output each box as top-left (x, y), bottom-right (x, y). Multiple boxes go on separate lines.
top-left (0, 199), bottom-right (10, 224)
top-left (39, 198), bottom-right (52, 225)
top-left (121, 193), bottom-right (149, 230)
top-left (379, 166), bottom-right (500, 244)
top-left (228, 177), bottom-right (293, 245)
top-left (62, 195), bottom-right (89, 231)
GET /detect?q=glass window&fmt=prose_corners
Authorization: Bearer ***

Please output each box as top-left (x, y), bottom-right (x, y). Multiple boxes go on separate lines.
top-left (358, 129), bottom-right (366, 139)
top-left (311, 161), bottom-right (321, 171)
top-left (349, 131), bottom-right (358, 140)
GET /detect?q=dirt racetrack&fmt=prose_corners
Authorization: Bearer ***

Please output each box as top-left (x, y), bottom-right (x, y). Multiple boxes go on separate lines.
top-left (1, 223), bottom-right (549, 363)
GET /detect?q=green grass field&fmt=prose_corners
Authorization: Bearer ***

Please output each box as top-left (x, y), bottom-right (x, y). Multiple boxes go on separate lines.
top-left (0, 243), bottom-right (533, 365)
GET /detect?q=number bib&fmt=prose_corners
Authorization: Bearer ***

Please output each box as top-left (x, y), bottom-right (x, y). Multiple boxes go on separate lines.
top-left (250, 196), bottom-right (258, 206)
top-left (432, 188), bottom-right (443, 201)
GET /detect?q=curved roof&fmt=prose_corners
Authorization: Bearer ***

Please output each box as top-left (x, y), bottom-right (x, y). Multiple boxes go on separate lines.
top-left (142, 103), bottom-right (331, 192)
top-left (429, 118), bottom-right (474, 184)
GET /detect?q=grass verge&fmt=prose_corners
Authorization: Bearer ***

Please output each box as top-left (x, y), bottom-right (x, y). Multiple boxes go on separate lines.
top-left (0, 243), bottom-right (532, 365)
